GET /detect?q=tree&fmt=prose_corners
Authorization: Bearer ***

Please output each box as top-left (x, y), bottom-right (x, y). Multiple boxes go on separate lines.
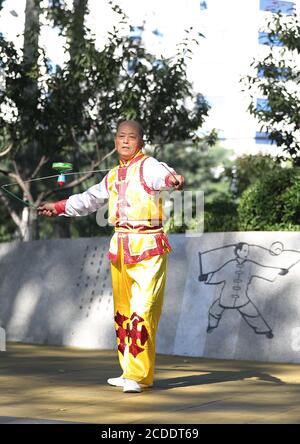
top-left (223, 153), bottom-right (283, 198)
top-left (0, 0), bottom-right (210, 242)
top-left (149, 137), bottom-right (234, 234)
top-left (152, 136), bottom-right (230, 202)
top-left (238, 167), bottom-right (300, 231)
top-left (242, 12), bottom-right (300, 165)
top-left (0, 0), bottom-right (42, 241)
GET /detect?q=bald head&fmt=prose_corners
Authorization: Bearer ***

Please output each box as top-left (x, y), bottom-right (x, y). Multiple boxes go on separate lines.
top-left (117, 120), bottom-right (144, 139)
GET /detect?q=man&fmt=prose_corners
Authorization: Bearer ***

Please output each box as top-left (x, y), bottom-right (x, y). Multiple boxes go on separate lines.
top-left (38, 120), bottom-right (184, 393)
top-left (199, 242), bottom-right (289, 338)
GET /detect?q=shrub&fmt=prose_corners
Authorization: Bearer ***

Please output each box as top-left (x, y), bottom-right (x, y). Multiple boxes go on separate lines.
top-left (204, 198), bottom-right (238, 232)
top-left (238, 168), bottom-right (300, 230)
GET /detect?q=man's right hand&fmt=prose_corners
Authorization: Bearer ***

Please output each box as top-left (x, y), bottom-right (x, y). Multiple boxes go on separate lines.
top-left (198, 273), bottom-right (208, 282)
top-left (38, 202), bottom-right (58, 217)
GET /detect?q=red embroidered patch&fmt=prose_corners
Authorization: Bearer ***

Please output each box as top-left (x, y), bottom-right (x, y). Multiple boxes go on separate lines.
top-left (114, 312), bottom-right (129, 355)
top-left (114, 311), bottom-right (149, 358)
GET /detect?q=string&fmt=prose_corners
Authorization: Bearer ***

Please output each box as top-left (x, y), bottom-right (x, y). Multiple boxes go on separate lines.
top-left (160, 163), bottom-right (179, 185)
top-left (1, 168), bottom-right (111, 209)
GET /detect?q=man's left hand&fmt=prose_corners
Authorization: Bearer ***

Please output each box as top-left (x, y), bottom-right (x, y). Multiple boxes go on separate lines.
top-left (169, 174), bottom-right (185, 190)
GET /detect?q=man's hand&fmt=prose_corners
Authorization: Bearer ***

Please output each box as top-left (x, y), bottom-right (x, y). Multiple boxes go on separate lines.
top-left (169, 174), bottom-right (185, 190)
top-left (38, 202), bottom-right (58, 217)
top-left (198, 273), bottom-right (208, 282)
top-left (278, 268), bottom-right (289, 276)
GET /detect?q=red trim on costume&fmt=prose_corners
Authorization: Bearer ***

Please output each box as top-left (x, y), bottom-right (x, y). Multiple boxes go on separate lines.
top-left (107, 251), bottom-right (117, 263)
top-left (107, 232), bottom-right (171, 263)
top-left (156, 232), bottom-right (172, 251)
top-left (121, 232), bottom-right (172, 264)
top-left (54, 199), bottom-right (68, 215)
top-left (117, 153), bottom-right (146, 184)
top-left (118, 166), bottom-right (127, 181)
top-left (115, 180), bottom-right (130, 224)
top-left (107, 234), bottom-right (122, 263)
top-left (114, 311), bottom-right (129, 356)
top-left (140, 156), bottom-right (157, 195)
top-left (115, 154), bottom-right (146, 225)
top-left (115, 223), bottom-right (163, 232)
top-left (119, 152), bottom-right (145, 168)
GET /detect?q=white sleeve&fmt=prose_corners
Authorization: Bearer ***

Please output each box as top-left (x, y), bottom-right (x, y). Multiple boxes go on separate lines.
top-left (65, 175), bottom-right (109, 217)
top-left (143, 157), bottom-right (176, 191)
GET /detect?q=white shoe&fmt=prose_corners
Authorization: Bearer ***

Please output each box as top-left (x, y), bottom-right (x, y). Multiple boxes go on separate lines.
top-left (107, 376), bottom-right (125, 387)
top-left (107, 376), bottom-right (151, 390)
top-left (123, 379), bottom-right (142, 393)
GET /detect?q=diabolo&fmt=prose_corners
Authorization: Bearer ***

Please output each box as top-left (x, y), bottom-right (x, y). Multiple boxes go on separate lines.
top-left (52, 162), bottom-right (73, 186)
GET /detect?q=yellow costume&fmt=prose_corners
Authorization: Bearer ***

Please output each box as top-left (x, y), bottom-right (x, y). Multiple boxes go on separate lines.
top-left (55, 150), bottom-right (175, 385)
top-left (107, 151), bottom-right (172, 385)
top-left (111, 240), bottom-right (167, 385)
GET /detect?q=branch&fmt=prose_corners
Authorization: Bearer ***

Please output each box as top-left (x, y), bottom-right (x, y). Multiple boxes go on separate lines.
top-left (30, 155), bottom-right (49, 180)
top-left (0, 143), bottom-right (13, 158)
top-left (95, 139), bottom-right (103, 163)
top-left (90, 124), bottom-right (103, 164)
top-left (11, 161), bottom-right (34, 204)
top-left (0, 168), bottom-right (10, 176)
top-left (71, 128), bottom-right (94, 164)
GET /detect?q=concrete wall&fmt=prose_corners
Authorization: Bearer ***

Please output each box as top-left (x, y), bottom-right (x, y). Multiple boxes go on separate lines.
top-left (1, 232), bottom-right (300, 363)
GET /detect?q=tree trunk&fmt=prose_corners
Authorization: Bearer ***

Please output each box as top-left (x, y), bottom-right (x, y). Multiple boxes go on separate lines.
top-left (19, 0), bottom-right (41, 241)
top-left (51, 0), bottom-right (87, 240)
top-left (19, 206), bottom-right (38, 242)
top-left (23, 0), bottom-right (41, 112)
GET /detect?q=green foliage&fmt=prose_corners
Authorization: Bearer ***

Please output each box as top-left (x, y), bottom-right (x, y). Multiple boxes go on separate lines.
top-left (0, 1), bottom-right (210, 160)
top-left (216, 154), bottom-right (295, 234)
top-left (154, 140), bottom-right (236, 234)
top-left (242, 12), bottom-right (300, 164)
top-left (238, 167), bottom-right (300, 230)
top-left (204, 198), bottom-right (238, 232)
top-left (224, 153), bottom-right (283, 197)
top-left (0, 0), bottom-right (210, 241)
top-left (0, 210), bottom-right (16, 242)
top-left (150, 140), bottom-right (232, 201)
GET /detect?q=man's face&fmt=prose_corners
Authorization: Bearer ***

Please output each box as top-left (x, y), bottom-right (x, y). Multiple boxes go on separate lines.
top-left (115, 122), bottom-right (144, 161)
top-left (237, 244), bottom-right (249, 259)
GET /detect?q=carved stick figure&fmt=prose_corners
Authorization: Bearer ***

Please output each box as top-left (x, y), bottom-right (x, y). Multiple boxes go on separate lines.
top-left (199, 243), bottom-right (289, 338)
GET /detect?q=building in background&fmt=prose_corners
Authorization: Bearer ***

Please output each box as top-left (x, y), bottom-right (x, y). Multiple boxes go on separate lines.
top-left (114, 0), bottom-right (299, 158)
top-left (190, 0), bottom-right (298, 157)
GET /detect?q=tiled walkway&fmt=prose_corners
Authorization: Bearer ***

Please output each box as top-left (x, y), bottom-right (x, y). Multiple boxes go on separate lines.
top-left (0, 343), bottom-right (300, 424)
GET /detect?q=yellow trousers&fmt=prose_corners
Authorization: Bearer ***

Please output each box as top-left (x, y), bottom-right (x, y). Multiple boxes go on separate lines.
top-left (110, 239), bottom-right (167, 386)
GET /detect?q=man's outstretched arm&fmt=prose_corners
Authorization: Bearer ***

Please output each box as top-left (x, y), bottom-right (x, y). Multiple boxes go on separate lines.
top-left (142, 157), bottom-right (185, 191)
top-left (38, 175), bottom-right (108, 217)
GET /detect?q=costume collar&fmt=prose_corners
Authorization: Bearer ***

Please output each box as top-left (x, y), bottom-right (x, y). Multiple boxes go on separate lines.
top-left (119, 150), bottom-right (144, 167)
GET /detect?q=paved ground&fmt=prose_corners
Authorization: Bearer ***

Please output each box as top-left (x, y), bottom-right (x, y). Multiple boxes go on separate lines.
top-left (0, 342), bottom-right (300, 424)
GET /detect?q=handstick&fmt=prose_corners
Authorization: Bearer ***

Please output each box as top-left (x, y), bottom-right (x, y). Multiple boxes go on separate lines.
top-left (160, 163), bottom-right (180, 186)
